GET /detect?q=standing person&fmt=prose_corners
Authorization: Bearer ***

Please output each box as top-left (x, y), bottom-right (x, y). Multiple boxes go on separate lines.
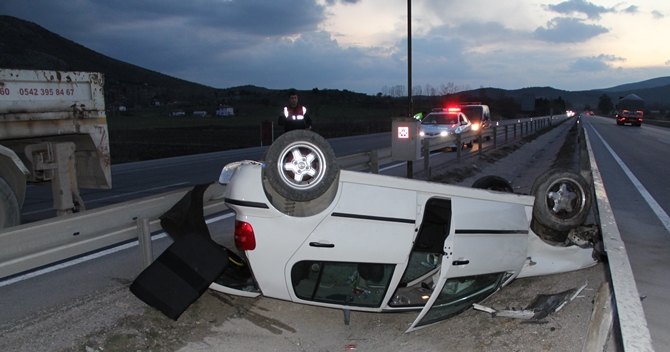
top-left (278, 89), bottom-right (312, 132)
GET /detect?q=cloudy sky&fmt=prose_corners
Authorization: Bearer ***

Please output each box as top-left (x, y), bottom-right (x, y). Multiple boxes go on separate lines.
top-left (2, 0), bottom-right (669, 95)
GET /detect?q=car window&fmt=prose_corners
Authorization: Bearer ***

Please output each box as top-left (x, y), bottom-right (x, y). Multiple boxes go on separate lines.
top-left (389, 198), bottom-right (451, 308)
top-left (461, 106), bottom-right (483, 121)
top-left (413, 273), bottom-right (504, 327)
top-left (422, 114), bottom-right (458, 125)
top-left (291, 261), bottom-right (394, 308)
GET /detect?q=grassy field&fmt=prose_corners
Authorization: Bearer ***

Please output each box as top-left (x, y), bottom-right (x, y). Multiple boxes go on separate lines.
top-left (106, 105), bottom-right (401, 131)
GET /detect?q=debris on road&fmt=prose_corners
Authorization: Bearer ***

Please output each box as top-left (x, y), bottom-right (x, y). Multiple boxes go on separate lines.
top-left (473, 282), bottom-right (587, 321)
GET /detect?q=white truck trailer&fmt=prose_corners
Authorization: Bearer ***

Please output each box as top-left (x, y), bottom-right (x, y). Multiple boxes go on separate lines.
top-left (0, 69), bottom-right (111, 229)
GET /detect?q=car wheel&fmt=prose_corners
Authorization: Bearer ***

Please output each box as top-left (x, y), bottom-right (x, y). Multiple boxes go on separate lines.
top-left (263, 130), bottom-right (339, 202)
top-left (472, 175), bottom-right (514, 193)
top-left (0, 176), bottom-right (21, 229)
top-left (531, 168), bottom-right (591, 232)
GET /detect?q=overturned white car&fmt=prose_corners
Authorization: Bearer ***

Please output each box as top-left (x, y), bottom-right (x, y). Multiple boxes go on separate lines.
top-left (131, 130), bottom-right (599, 332)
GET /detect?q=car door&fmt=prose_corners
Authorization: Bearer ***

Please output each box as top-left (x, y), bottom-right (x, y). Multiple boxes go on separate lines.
top-left (285, 181), bottom-right (418, 309)
top-left (405, 194), bottom-right (530, 332)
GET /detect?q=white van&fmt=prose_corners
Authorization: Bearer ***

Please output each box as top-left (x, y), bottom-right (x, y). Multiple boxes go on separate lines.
top-left (459, 102), bottom-right (491, 130)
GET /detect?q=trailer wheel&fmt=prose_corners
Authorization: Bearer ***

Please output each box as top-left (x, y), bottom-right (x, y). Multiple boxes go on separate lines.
top-left (263, 130), bottom-right (339, 202)
top-left (472, 175), bottom-right (514, 193)
top-left (532, 169), bottom-right (591, 232)
top-left (0, 176), bottom-right (21, 229)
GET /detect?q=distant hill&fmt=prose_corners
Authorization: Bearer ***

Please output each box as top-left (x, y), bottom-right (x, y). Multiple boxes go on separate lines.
top-left (0, 15), bottom-right (219, 107)
top-left (460, 84), bottom-right (670, 110)
top-left (600, 76), bottom-right (670, 92)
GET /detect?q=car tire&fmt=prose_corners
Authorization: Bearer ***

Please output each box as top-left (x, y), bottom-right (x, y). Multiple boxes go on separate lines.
top-left (263, 130), bottom-right (339, 202)
top-left (530, 218), bottom-right (569, 242)
top-left (531, 168), bottom-right (591, 232)
top-left (0, 176), bottom-right (21, 229)
top-left (472, 175), bottom-right (514, 193)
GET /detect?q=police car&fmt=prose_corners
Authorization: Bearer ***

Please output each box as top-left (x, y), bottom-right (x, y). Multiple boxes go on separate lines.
top-left (419, 108), bottom-right (477, 148)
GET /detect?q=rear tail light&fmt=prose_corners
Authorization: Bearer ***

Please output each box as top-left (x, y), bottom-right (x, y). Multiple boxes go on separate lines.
top-left (234, 220), bottom-right (256, 250)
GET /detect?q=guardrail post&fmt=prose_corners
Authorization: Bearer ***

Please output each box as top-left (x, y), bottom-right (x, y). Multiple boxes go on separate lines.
top-left (370, 149), bottom-right (379, 174)
top-left (513, 124), bottom-right (517, 140)
top-left (456, 133), bottom-right (462, 163)
top-left (493, 126), bottom-right (497, 148)
top-left (477, 128), bottom-right (483, 155)
top-left (504, 125), bottom-right (508, 144)
top-left (423, 139), bottom-right (430, 176)
top-left (137, 217), bottom-right (153, 269)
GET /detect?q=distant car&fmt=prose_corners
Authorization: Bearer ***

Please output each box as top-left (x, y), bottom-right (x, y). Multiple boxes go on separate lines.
top-left (132, 130), bottom-right (599, 331)
top-left (419, 108), bottom-right (475, 148)
top-left (616, 109), bottom-right (643, 126)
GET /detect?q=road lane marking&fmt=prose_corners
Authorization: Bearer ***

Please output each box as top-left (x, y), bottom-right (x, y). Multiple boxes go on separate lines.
top-left (0, 212), bottom-right (235, 287)
top-left (587, 120), bottom-right (670, 234)
top-left (379, 162), bottom-right (406, 172)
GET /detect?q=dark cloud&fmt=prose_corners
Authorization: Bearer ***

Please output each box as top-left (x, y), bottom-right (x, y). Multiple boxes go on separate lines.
top-left (534, 17), bottom-right (609, 43)
top-left (652, 10), bottom-right (665, 19)
top-left (543, 0), bottom-right (615, 20)
top-left (0, 0), bottom-right (338, 88)
top-left (569, 54), bottom-right (625, 72)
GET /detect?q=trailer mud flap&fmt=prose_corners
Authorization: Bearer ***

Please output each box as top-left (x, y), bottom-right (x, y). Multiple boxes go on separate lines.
top-left (130, 233), bottom-right (229, 320)
top-left (130, 183), bottom-right (228, 320)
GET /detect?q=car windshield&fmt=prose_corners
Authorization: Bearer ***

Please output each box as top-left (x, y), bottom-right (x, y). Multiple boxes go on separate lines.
top-left (422, 114), bottom-right (458, 125)
top-left (461, 107), bottom-right (482, 122)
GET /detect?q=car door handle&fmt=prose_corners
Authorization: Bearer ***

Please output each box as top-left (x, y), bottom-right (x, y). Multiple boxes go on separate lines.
top-left (452, 260), bottom-right (470, 266)
top-left (309, 242), bottom-right (335, 248)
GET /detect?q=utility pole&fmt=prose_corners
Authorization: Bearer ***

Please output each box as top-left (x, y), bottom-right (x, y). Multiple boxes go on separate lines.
top-left (407, 0), bottom-right (413, 117)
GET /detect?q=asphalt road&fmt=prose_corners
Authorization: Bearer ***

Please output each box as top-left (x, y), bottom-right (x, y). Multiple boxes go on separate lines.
top-left (582, 114), bottom-right (670, 351)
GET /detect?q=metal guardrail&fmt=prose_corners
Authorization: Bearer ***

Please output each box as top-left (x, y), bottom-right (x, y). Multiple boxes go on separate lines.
top-left (419, 116), bottom-right (557, 176)
top-left (0, 183), bottom-right (228, 279)
top-left (337, 146), bottom-right (392, 173)
top-left (421, 115), bottom-right (554, 154)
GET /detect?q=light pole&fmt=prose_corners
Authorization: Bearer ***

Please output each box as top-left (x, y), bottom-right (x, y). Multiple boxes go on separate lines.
top-left (407, 0), bottom-right (413, 117)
